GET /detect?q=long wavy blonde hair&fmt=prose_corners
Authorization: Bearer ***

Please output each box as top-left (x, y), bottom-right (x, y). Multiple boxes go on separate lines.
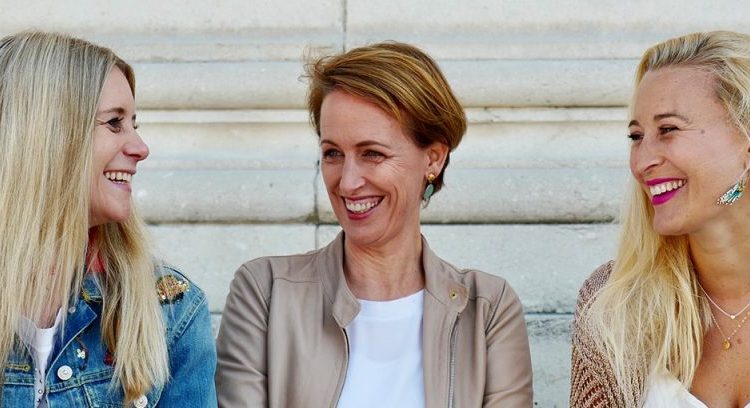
top-left (584, 31), bottom-right (750, 405)
top-left (0, 32), bottom-right (168, 404)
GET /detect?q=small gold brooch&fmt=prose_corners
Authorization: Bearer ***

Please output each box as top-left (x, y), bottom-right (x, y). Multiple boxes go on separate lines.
top-left (156, 275), bottom-right (190, 304)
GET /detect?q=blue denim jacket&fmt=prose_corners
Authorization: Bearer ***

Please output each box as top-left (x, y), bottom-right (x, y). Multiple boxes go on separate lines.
top-left (3, 266), bottom-right (218, 407)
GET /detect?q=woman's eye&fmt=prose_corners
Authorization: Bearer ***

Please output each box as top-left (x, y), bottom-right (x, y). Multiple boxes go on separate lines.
top-left (322, 149), bottom-right (342, 159)
top-left (659, 126), bottom-right (677, 135)
top-left (627, 132), bottom-right (643, 142)
top-left (106, 118), bottom-right (123, 131)
top-left (363, 150), bottom-right (384, 158)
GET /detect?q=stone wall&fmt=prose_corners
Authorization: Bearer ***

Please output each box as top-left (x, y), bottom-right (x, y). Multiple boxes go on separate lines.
top-left (3, 1), bottom-right (748, 405)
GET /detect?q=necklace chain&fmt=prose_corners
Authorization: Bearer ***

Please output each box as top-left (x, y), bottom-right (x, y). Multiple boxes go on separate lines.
top-left (706, 305), bottom-right (750, 350)
top-left (698, 282), bottom-right (750, 320)
top-left (699, 282), bottom-right (750, 350)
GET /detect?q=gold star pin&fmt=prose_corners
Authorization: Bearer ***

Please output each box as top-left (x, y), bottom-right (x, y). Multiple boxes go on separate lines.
top-left (156, 275), bottom-right (190, 304)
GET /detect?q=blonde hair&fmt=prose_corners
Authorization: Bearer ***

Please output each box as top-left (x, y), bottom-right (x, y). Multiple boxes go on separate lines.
top-left (585, 30), bottom-right (750, 403)
top-left (305, 41), bottom-right (466, 193)
top-left (0, 32), bottom-right (168, 403)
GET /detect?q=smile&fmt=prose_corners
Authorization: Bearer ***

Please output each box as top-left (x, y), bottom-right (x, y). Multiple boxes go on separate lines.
top-left (647, 179), bottom-right (686, 205)
top-left (648, 179), bottom-right (685, 196)
top-left (344, 197), bottom-right (382, 214)
top-left (104, 171), bottom-right (132, 184)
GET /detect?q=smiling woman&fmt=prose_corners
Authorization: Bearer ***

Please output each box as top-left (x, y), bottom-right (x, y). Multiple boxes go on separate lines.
top-left (0, 32), bottom-right (217, 407)
top-left (89, 67), bottom-right (150, 227)
top-left (216, 42), bottom-right (533, 407)
top-left (571, 31), bottom-right (750, 407)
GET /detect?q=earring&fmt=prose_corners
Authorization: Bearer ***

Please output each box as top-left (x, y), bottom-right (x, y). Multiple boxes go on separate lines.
top-left (717, 167), bottom-right (749, 205)
top-left (423, 173), bottom-right (436, 202)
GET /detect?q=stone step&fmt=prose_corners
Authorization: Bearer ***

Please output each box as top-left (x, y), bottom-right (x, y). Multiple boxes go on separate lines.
top-left (136, 169), bottom-right (317, 222)
top-left (135, 167), bottom-right (630, 223)
top-left (129, 59), bottom-right (636, 109)
top-left (136, 107), bottom-right (630, 171)
top-left (317, 167), bottom-right (631, 223)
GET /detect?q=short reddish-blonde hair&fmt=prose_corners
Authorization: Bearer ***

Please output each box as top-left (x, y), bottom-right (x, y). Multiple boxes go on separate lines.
top-left (305, 41), bottom-right (466, 193)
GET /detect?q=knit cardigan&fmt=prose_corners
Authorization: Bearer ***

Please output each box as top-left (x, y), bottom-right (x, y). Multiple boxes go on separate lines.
top-left (569, 261), bottom-right (645, 407)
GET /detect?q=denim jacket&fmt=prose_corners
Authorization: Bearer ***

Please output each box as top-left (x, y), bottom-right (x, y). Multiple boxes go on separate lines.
top-left (3, 266), bottom-right (218, 407)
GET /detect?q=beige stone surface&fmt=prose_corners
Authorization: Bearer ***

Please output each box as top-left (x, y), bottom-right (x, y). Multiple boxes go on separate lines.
top-left (347, 0), bottom-right (750, 59)
top-left (150, 224), bottom-right (317, 313)
top-left (317, 167), bottom-right (631, 223)
top-left (135, 169), bottom-right (316, 222)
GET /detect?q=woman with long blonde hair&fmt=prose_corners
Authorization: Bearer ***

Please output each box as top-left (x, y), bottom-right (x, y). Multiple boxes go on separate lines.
top-left (571, 31), bottom-right (750, 407)
top-left (0, 31), bottom-right (216, 407)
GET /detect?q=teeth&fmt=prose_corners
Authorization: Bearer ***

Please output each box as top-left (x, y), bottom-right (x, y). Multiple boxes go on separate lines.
top-left (650, 179), bottom-right (685, 196)
top-left (104, 171), bottom-right (132, 183)
top-left (344, 198), bottom-right (381, 213)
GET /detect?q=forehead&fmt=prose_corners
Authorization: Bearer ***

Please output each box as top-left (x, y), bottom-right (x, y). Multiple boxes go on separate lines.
top-left (319, 90), bottom-right (411, 145)
top-left (97, 67), bottom-right (134, 112)
top-left (632, 66), bottom-right (721, 120)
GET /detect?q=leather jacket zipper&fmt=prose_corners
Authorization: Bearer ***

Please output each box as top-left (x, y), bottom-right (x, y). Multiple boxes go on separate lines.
top-left (448, 313), bottom-right (460, 408)
top-left (332, 328), bottom-right (350, 408)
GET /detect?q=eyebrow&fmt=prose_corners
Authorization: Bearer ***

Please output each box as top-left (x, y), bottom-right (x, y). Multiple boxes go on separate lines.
top-left (319, 139), bottom-right (391, 149)
top-left (654, 112), bottom-right (690, 122)
top-left (628, 112), bottom-right (690, 128)
top-left (96, 107), bottom-right (126, 116)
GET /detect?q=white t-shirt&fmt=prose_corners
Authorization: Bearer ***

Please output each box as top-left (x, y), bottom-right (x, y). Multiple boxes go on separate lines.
top-left (644, 373), bottom-right (750, 408)
top-left (17, 309), bottom-right (62, 408)
top-left (337, 290), bottom-right (425, 408)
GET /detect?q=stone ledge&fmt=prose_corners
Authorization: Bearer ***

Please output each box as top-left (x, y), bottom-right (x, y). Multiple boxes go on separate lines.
top-left (132, 167), bottom-right (631, 223)
top-left (151, 224), bottom-right (317, 313)
top-left (135, 109), bottom-right (629, 170)
top-left (527, 314), bottom-right (572, 407)
top-left (136, 169), bottom-right (316, 222)
top-left (125, 59), bottom-right (637, 109)
top-left (138, 121), bottom-right (319, 170)
top-left (137, 107), bottom-right (627, 124)
top-left (318, 168), bottom-right (630, 223)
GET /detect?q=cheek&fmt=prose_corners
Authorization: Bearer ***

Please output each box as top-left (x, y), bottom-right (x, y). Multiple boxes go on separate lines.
top-left (321, 164), bottom-right (343, 199)
top-left (628, 146), bottom-right (640, 177)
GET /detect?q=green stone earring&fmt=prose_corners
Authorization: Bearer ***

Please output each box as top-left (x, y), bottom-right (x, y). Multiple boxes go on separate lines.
top-left (717, 167), bottom-right (749, 205)
top-left (422, 173), bottom-right (436, 202)
top-left (717, 178), bottom-right (746, 205)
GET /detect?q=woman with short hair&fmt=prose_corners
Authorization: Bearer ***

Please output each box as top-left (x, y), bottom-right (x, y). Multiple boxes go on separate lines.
top-left (216, 42), bottom-right (533, 407)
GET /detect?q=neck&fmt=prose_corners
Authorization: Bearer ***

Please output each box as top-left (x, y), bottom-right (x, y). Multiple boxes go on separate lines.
top-left (690, 218), bottom-right (750, 303)
top-left (37, 302), bottom-right (61, 328)
top-left (343, 230), bottom-right (425, 301)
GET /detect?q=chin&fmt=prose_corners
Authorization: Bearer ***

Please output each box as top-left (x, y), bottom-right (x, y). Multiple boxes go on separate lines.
top-left (340, 225), bottom-right (384, 247)
top-left (91, 211), bottom-right (131, 227)
top-left (651, 219), bottom-right (690, 237)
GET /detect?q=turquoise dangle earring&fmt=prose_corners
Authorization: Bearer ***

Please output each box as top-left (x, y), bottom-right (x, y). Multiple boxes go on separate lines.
top-left (717, 167), bottom-right (749, 205)
top-left (422, 173), bottom-right (436, 203)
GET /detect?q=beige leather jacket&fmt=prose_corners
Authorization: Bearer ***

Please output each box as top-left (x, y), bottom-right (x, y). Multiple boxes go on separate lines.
top-left (215, 233), bottom-right (533, 407)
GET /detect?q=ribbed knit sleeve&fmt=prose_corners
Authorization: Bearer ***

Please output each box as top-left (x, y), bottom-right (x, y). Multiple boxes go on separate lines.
top-left (569, 261), bottom-right (639, 407)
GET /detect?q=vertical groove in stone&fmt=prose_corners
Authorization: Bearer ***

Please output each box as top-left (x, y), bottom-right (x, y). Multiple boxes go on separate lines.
top-left (341, 0), bottom-right (348, 51)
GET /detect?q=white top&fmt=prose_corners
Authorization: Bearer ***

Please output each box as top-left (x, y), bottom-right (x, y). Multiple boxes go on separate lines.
top-left (17, 309), bottom-right (62, 408)
top-left (337, 290), bottom-right (425, 408)
top-left (644, 373), bottom-right (750, 408)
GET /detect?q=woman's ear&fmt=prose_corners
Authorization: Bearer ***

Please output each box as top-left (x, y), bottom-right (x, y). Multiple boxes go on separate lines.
top-left (426, 142), bottom-right (450, 176)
